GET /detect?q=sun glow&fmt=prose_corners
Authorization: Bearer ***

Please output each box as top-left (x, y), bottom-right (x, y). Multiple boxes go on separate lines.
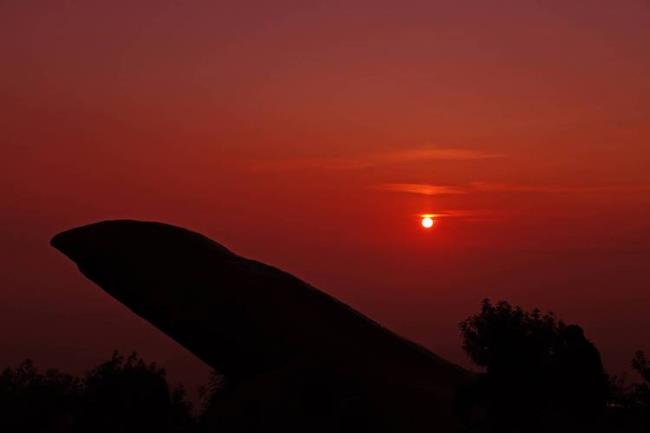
top-left (421, 216), bottom-right (435, 229)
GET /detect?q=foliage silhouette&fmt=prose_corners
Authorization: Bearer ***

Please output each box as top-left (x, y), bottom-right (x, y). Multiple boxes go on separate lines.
top-left (0, 352), bottom-right (195, 433)
top-left (458, 299), bottom-right (610, 432)
top-left (81, 351), bottom-right (194, 433)
top-left (3, 301), bottom-right (650, 432)
top-left (612, 351), bottom-right (650, 432)
top-left (0, 359), bottom-right (82, 432)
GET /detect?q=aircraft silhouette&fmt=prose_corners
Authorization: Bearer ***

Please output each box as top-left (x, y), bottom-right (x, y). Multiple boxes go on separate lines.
top-left (52, 220), bottom-right (471, 432)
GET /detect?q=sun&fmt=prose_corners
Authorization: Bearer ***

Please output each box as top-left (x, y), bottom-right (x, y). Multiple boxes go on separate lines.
top-left (421, 216), bottom-right (435, 229)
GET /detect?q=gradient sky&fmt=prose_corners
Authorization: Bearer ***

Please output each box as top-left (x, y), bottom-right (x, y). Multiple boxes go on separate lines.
top-left (2, 1), bottom-right (650, 394)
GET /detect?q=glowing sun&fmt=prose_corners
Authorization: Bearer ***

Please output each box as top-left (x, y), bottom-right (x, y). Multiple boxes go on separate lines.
top-left (421, 216), bottom-right (435, 229)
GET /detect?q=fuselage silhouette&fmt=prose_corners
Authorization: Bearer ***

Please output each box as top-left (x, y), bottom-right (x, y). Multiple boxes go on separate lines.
top-left (51, 220), bottom-right (470, 432)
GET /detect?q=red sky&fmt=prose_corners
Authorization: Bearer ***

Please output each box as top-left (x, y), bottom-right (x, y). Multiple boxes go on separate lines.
top-left (2, 1), bottom-right (650, 394)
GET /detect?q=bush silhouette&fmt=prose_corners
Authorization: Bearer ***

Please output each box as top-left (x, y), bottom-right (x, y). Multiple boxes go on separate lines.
top-left (0, 352), bottom-right (195, 433)
top-left (616, 351), bottom-right (650, 431)
top-left (458, 299), bottom-right (609, 432)
top-left (81, 351), bottom-right (194, 432)
top-left (0, 360), bottom-right (82, 432)
top-left (1, 305), bottom-right (644, 432)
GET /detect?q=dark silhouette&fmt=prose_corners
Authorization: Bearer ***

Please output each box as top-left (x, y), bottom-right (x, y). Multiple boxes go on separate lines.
top-left (555, 325), bottom-right (610, 419)
top-left (630, 351), bottom-right (650, 422)
top-left (458, 299), bottom-right (610, 432)
top-left (81, 351), bottom-right (194, 433)
top-left (47, 220), bottom-right (650, 432)
top-left (51, 220), bottom-right (471, 432)
top-left (0, 353), bottom-right (194, 433)
top-left (0, 360), bottom-right (82, 432)
top-left (611, 351), bottom-right (650, 432)
top-left (3, 301), bottom-right (649, 431)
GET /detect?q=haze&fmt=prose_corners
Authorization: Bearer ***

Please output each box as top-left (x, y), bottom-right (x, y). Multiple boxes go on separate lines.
top-left (2, 1), bottom-right (649, 392)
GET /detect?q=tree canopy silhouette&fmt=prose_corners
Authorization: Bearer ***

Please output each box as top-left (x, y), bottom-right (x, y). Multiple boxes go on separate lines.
top-left (458, 299), bottom-right (610, 433)
top-left (0, 359), bottom-right (82, 432)
top-left (82, 351), bottom-right (194, 433)
top-left (0, 352), bottom-right (194, 433)
top-left (617, 351), bottom-right (650, 431)
top-left (1, 307), bottom-right (649, 432)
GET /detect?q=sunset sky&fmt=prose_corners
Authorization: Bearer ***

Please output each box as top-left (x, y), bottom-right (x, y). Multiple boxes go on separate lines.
top-left (2, 1), bottom-right (650, 393)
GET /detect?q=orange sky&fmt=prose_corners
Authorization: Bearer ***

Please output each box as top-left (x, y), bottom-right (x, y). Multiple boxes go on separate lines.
top-left (2, 1), bottom-right (650, 393)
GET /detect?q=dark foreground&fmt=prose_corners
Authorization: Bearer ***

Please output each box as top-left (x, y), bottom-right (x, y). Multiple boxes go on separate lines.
top-left (3, 220), bottom-right (648, 432)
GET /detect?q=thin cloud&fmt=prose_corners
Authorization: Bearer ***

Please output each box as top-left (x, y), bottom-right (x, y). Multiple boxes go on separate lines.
top-left (380, 148), bottom-right (505, 164)
top-left (249, 147), bottom-right (504, 172)
top-left (378, 181), bottom-right (650, 197)
top-left (419, 209), bottom-right (505, 222)
top-left (470, 182), bottom-right (650, 194)
top-left (379, 183), bottom-right (467, 196)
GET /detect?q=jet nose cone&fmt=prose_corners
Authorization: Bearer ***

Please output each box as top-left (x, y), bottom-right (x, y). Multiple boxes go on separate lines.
top-left (51, 226), bottom-right (85, 261)
top-left (50, 231), bottom-right (64, 251)
top-left (50, 222), bottom-right (116, 263)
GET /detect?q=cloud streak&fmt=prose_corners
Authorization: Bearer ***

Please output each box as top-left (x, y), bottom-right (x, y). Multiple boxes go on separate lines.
top-left (380, 181), bottom-right (650, 196)
top-left (378, 183), bottom-right (467, 196)
top-left (470, 182), bottom-right (650, 194)
top-left (422, 209), bottom-right (501, 220)
top-left (249, 147), bottom-right (504, 172)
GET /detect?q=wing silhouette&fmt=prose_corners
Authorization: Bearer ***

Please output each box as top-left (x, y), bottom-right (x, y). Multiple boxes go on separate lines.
top-left (51, 220), bottom-right (470, 432)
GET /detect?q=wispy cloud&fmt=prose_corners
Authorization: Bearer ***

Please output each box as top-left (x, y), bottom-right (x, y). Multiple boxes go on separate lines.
top-left (378, 148), bottom-right (505, 165)
top-left (249, 147), bottom-right (504, 172)
top-left (378, 183), bottom-right (467, 196)
top-left (417, 209), bottom-right (505, 222)
top-left (379, 181), bottom-right (650, 196)
top-left (470, 182), bottom-right (650, 194)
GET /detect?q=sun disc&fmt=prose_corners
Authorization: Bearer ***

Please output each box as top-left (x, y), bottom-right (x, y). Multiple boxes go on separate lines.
top-left (421, 216), bottom-right (434, 229)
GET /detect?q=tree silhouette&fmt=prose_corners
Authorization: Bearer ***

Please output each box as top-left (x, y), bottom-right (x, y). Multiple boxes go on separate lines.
top-left (620, 351), bottom-right (650, 431)
top-left (0, 359), bottom-right (82, 432)
top-left (458, 299), bottom-right (609, 432)
top-left (81, 351), bottom-right (194, 433)
top-left (0, 353), bottom-right (195, 433)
